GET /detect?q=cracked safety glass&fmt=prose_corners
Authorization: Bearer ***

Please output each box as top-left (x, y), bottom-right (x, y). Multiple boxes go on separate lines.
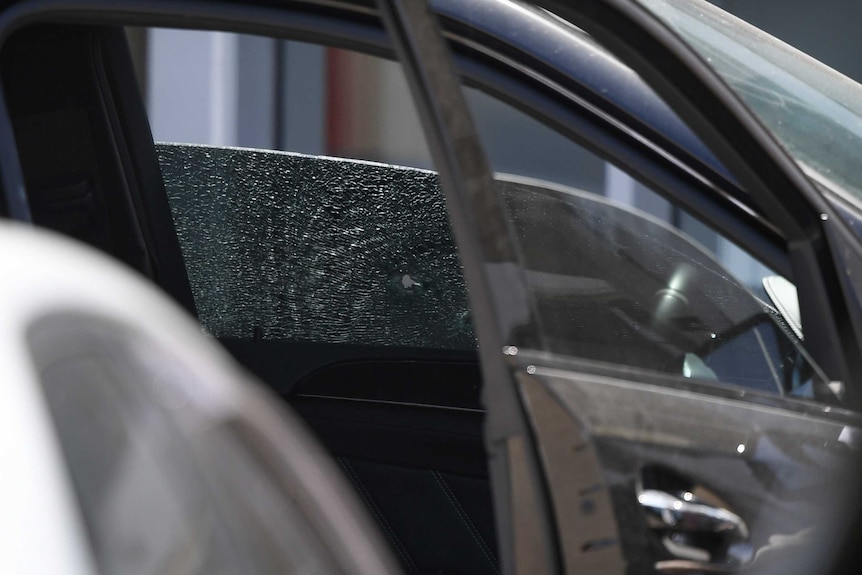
top-left (159, 144), bottom-right (474, 350)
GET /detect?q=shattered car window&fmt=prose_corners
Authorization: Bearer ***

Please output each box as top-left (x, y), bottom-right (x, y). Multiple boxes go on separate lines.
top-left (158, 143), bottom-right (475, 350)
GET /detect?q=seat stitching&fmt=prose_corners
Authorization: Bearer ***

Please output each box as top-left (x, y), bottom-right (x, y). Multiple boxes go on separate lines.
top-left (432, 470), bottom-right (499, 574)
top-left (337, 458), bottom-right (418, 573)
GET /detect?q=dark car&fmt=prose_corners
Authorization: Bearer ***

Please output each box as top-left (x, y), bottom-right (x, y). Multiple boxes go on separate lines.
top-left (2, 0), bottom-right (861, 574)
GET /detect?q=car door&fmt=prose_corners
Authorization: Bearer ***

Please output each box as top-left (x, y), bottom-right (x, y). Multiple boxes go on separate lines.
top-left (378, 1), bottom-right (862, 574)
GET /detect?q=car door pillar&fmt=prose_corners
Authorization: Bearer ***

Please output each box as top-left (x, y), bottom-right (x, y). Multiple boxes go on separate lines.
top-left (376, 1), bottom-right (559, 573)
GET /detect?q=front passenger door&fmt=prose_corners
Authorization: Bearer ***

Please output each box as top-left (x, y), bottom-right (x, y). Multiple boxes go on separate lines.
top-left (378, 2), bottom-right (862, 574)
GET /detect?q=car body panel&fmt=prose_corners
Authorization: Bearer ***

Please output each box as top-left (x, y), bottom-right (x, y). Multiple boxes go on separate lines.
top-left (517, 357), bottom-right (857, 574)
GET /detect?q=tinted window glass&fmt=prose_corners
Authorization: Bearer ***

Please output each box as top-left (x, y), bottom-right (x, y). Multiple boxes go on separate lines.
top-left (458, 76), bottom-right (831, 398)
top-left (477, 86), bottom-right (830, 396)
top-left (498, 178), bottom-right (825, 395)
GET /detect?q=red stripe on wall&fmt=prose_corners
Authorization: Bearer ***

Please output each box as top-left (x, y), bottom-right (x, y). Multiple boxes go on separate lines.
top-left (325, 47), bottom-right (353, 156)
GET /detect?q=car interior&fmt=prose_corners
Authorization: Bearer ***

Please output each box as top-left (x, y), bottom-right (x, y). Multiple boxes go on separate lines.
top-left (1, 22), bottom-right (499, 575)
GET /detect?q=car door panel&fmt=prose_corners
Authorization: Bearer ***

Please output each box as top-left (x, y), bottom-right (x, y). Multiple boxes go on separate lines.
top-left (517, 375), bottom-right (626, 575)
top-left (288, 358), bottom-right (499, 575)
top-left (517, 360), bottom-right (857, 574)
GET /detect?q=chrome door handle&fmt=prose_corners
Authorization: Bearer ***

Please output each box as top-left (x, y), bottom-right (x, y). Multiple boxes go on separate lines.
top-left (638, 489), bottom-right (748, 537)
top-left (638, 489), bottom-right (752, 573)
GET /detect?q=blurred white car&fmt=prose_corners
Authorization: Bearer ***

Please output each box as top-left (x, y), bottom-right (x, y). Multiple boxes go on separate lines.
top-left (0, 223), bottom-right (399, 575)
